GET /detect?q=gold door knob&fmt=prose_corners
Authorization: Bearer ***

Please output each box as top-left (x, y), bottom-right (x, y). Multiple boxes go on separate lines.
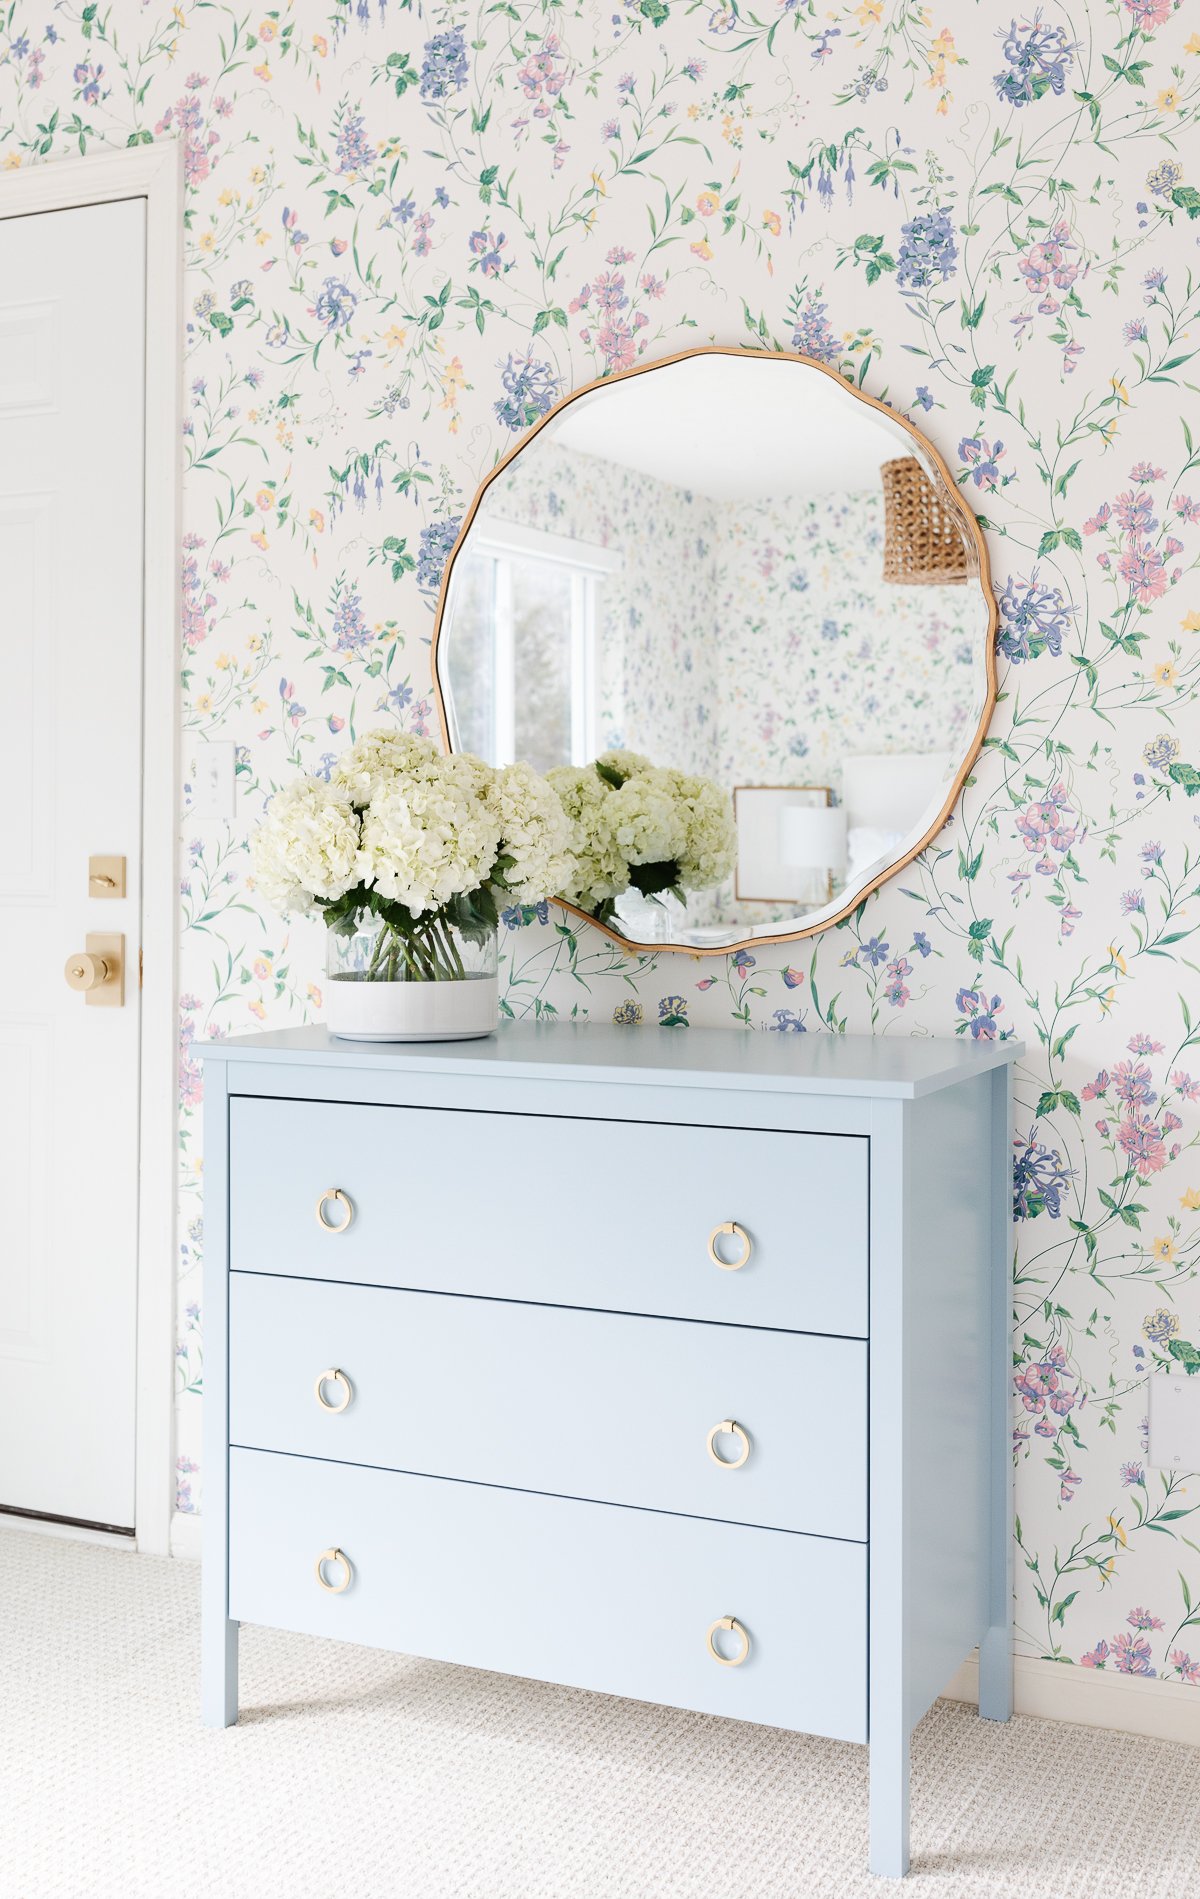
top-left (315, 1547), bottom-right (353, 1594)
top-left (707, 1221), bottom-right (752, 1271)
top-left (315, 1188), bottom-right (354, 1234)
top-left (706, 1420), bottom-right (751, 1469)
top-left (706, 1615), bottom-right (751, 1667)
top-left (65, 951), bottom-right (110, 991)
top-left (314, 1368), bottom-right (354, 1413)
top-left (63, 935), bottom-right (124, 1006)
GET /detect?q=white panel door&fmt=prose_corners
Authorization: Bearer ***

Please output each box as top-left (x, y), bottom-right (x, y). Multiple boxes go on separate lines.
top-left (0, 198), bottom-right (145, 1530)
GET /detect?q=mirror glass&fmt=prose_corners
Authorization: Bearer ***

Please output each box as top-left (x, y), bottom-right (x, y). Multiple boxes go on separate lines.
top-left (435, 352), bottom-right (993, 949)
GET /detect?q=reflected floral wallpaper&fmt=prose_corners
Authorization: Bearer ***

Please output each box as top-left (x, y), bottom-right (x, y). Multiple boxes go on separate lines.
top-left (4, 0), bottom-right (1200, 1693)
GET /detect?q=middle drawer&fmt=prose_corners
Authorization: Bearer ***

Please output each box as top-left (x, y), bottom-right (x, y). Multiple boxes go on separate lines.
top-left (229, 1272), bottom-right (867, 1542)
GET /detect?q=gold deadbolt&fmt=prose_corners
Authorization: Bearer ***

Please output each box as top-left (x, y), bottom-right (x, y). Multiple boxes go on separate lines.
top-left (64, 934), bottom-right (125, 1007)
top-left (88, 855), bottom-right (126, 898)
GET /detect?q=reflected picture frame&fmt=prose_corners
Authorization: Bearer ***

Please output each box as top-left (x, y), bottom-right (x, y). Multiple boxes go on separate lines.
top-left (430, 344), bottom-right (998, 958)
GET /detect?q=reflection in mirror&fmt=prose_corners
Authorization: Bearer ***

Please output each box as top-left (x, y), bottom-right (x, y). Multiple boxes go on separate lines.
top-left (436, 352), bottom-right (993, 949)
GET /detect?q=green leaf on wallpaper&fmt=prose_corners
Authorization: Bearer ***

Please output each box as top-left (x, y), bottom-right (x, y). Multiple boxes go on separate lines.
top-left (639, 0), bottom-right (669, 23)
top-left (1069, 1219), bottom-right (1097, 1259)
top-left (1117, 1204), bottom-right (1146, 1229)
top-left (1167, 763), bottom-right (1200, 796)
top-left (960, 295), bottom-right (986, 330)
top-left (958, 847), bottom-right (983, 882)
top-left (1037, 529), bottom-right (1063, 556)
top-left (1167, 1339), bottom-right (1200, 1374)
top-left (1049, 1592), bottom-right (1079, 1625)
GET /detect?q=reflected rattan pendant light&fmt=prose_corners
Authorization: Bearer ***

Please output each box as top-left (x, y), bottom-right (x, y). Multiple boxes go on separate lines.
top-left (881, 455), bottom-right (971, 584)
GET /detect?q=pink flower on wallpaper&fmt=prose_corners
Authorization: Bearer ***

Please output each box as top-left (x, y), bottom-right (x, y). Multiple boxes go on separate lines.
top-left (1127, 1607), bottom-right (1164, 1631)
top-left (1112, 1632), bottom-right (1156, 1676)
top-left (1117, 541), bottom-right (1168, 602)
top-left (1170, 1651), bottom-right (1200, 1685)
top-left (1015, 781), bottom-right (1078, 856)
top-left (1117, 1112), bottom-right (1168, 1178)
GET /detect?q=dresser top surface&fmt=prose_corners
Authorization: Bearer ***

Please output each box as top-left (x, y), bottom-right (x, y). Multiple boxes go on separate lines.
top-left (200, 1021), bottom-right (1020, 1099)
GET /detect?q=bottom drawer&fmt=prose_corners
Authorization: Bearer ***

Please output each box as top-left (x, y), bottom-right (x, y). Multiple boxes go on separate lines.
top-left (228, 1448), bottom-right (866, 1742)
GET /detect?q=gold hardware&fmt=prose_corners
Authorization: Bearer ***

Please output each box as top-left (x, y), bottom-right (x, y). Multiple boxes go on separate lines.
top-left (706, 1615), bottom-right (751, 1667)
top-left (88, 854), bottom-right (126, 898)
top-left (314, 1547), bottom-right (353, 1594)
top-left (314, 1368), bottom-right (354, 1413)
top-left (315, 1188), bottom-right (354, 1234)
top-left (706, 1420), bottom-right (751, 1469)
top-left (707, 1221), bottom-right (752, 1271)
top-left (63, 933), bottom-right (125, 1007)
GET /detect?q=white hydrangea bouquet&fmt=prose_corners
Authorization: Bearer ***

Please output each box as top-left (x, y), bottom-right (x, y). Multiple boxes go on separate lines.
top-left (548, 750), bottom-right (736, 928)
top-left (251, 730), bottom-right (571, 1040)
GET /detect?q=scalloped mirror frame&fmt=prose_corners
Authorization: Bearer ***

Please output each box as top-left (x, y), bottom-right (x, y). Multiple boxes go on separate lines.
top-left (430, 345), bottom-right (999, 957)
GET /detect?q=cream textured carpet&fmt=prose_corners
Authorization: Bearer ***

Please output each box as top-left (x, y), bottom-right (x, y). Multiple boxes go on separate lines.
top-left (2, 1529), bottom-right (1197, 1899)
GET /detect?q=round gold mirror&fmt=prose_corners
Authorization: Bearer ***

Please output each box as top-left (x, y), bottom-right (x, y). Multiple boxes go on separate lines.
top-left (431, 347), bottom-right (996, 956)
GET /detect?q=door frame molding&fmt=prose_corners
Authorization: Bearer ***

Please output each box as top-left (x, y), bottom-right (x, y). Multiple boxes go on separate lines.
top-left (0, 142), bottom-right (183, 1554)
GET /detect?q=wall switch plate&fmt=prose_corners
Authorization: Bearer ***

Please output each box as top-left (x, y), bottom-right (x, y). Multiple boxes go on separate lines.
top-left (189, 743), bottom-right (237, 820)
top-left (1148, 1371), bottom-right (1200, 1470)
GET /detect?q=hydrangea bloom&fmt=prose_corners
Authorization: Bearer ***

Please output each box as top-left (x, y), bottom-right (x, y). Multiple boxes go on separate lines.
top-left (896, 207), bottom-right (957, 292)
top-left (250, 777), bottom-right (363, 913)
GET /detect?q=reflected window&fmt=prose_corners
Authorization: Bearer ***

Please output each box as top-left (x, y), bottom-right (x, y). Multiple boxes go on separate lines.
top-left (442, 522), bottom-right (619, 773)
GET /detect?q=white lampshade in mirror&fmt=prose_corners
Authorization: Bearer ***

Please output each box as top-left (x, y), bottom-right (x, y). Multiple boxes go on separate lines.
top-left (779, 804), bottom-right (848, 877)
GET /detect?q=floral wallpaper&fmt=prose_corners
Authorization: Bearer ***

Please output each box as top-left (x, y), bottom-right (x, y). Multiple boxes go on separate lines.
top-left (711, 488), bottom-right (984, 791)
top-left (476, 438), bottom-right (721, 772)
top-left (4, 0), bottom-right (1200, 1696)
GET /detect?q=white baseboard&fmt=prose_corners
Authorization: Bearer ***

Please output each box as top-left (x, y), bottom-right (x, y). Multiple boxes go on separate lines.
top-left (168, 1510), bottom-right (202, 1561)
top-left (943, 1651), bottom-right (1199, 1746)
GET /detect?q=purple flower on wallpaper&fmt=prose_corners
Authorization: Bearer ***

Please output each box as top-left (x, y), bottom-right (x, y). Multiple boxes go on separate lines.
top-left (1113, 1060), bottom-right (1156, 1107)
top-left (884, 957), bottom-right (912, 1007)
top-left (416, 515), bottom-right (462, 592)
top-left (895, 207), bottom-right (957, 292)
top-left (958, 987), bottom-right (1005, 1041)
top-left (997, 569), bottom-right (1076, 663)
top-left (1171, 1651), bottom-right (1200, 1685)
top-left (994, 14), bottom-right (1076, 107)
top-left (914, 387), bottom-right (934, 411)
top-left (335, 111), bottom-right (376, 173)
top-left (913, 932), bottom-right (932, 957)
top-left (1121, 889), bottom-right (1145, 915)
top-left (1121, 1461), bottom-right (1146, 1487)
top-left (860, 935), bottom-right (890, 967)
top-left (313, 277), bottom-right (357, 331)
top-left (768, 1008), bottom-right (807, 1032)
top-left (959, 435), bottom-right (1008, 490)
top-left (1081, 1640), bottom-right (1110, 1668)
top-left (469, 229), bottom-right (508, 277)
top-left (1112, 1632), bottom-right (1156, 1677)
top-left (790, 295), bottom-right (840, 364)
top-left (332, 583), bottom-right (371, 653)
top-left (1012, 1126), bottom-right (1073, 1220)
top-left (494, 353), bottom-right (559, 431)
top-left (420, 29), bottom-right (468, 99)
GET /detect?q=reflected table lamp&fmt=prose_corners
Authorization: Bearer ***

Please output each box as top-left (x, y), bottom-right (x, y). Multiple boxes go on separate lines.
top-left (779, 803), bottom-right (848, 902)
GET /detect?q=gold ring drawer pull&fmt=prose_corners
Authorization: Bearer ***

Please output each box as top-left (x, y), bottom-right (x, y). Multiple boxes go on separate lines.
top-left (315, 1188), bottom-right (354, 1235)
top-left (315, 1547), bottom-right (353, 1594)
top-left (314, 1368), bottom-right (354, 1414)
top-left (706, 1616), bottom-right (751, 1667)
top-left (706, 1419), bottom-right (751, 1469)
top-left (707, 1221), bottom-right (752, 1271)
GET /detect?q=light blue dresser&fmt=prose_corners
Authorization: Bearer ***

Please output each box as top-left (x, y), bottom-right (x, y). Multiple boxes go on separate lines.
top-left (200, 1022), bottom-right (1019, 1877)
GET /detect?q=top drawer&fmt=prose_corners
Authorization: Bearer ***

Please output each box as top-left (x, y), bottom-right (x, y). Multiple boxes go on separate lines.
top-left (228, 1095), bottom-right (867, 1337)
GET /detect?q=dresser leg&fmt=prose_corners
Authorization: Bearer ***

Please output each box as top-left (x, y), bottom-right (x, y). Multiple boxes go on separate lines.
top-left (868, 1733), bottom-right (910, 1878)
top-left (202, 1617), bottom-right (239, 1728)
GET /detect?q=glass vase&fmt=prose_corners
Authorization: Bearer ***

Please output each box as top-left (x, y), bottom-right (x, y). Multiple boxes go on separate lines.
top-left (323, 910), bottom-right (498, 1042)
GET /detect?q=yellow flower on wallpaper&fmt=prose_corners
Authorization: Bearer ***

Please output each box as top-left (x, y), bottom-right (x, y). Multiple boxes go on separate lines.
top-left (1182, 611), bottom-right (1200, 632)
top-left (855, 0), bottom-right (882, 21)
top-left (1150, 1236), bottom-right (1176, 1265)
top-left (762, 210), bottom-right (781, 236)
top-left (690, 237), bottom-right (713, 260)
top-left (696, 190), bottom-right (720, 217)
top-left (1181, 1188), bottom-right (1200, 1210)
top-left (1155, 88), bottom-right (1179, 113)
top-left (1107, 1516), bottom-right (1128, 1549)
top-left (1150, 661), bottom-right (1177, 687)
top-left (383, 324), bottom-right (408, 352)
top-left (1186, 32), bottom-right (1200, 54)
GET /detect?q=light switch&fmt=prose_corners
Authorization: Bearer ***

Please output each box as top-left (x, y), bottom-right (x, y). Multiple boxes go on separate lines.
top-left (1148, 1371), bottom-right (1200, 1470)
top-left (189, 743), bottom-right (237, 819)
